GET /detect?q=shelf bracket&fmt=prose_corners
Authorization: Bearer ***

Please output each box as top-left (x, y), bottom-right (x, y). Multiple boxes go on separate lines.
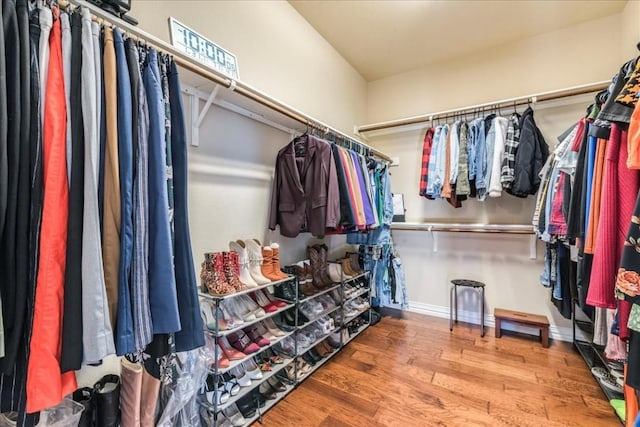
top-left (529, 235), bottom-right (537, 260)
top-left (191, 84), bottom-right (221, 147)
top-left (429, 226), bottom-right (438, 253)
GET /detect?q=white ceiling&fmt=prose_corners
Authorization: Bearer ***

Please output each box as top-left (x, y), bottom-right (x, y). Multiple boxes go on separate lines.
top-left (289, 0), bottom-right (627, 81)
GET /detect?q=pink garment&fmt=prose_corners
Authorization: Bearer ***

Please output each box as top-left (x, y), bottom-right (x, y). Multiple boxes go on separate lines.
top-left (548, 173), bottom-right (568, 236)
top-left (587, 125), bottom-right (640, 314)
top-left (605, 308), bottom-right (628, 361)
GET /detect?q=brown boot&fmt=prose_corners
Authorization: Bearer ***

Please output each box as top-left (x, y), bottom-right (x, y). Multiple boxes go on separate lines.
top-left (200, 253), bottom-right (235, 296)
top-left (342, 257), bottom-right (356, 277)
top-left (223, 252), bottom-right (245, 292)
top-left (314, 244), bottom-right (335, 285)
top-left (261, 247), bottom-right (283, 281)
top-left (269, 243), bottom-right (289, 280)
top-left (347, 252), bottom-right (364, 274)
top-left (307, 246), bottom-right (331, 289)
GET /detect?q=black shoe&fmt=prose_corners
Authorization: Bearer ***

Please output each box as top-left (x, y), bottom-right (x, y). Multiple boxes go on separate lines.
top-left (255, 390), bottom-right (267, 408)
top-left (308, 348), bottom-right (322, 363)
top-left (282, 308), bottom-right (297, 327)
top-left (275, 280), bottom-right (296, 301)
top-left (236, 393), bottom-right (258, 418)
top-left (302, 352), bottom-right (317, 366)
top-left (273, 313), bottom-right (295, 332)
top-left (267, 377), bottom-right (287, 392)
top-left (94, 375), bottom-right (121, 427)
top-left (259, 382), bottom-right (277, 400)
top-left (73, 387), bottom-right (95, 427)
top-left (298, 309), bottom-right (309, 324)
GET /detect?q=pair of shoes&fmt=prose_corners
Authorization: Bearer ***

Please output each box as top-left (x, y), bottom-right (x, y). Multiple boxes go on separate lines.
top-left (273, 336), bottom-right (296, 357)
top-left (229, 359), bottom-right (264, 388)
top-left (328, 262), bottom-right (352, 282)
top-left (228, 329), bottom-right (263, 355)
top-left (223, 295), bottom-right (265, 322)
top-left (276, 280), bottom-right (298, 301)
top-left (200, 253), bottom-right (237, 296)
top-left (221, 403), bottom-right (247, 426)
top-left (236, 389), bottom-right (266, 418)
top-left (289, 261), bottom-right (318, 295)
top-left (201, 299), bottom-right (228, 331)
top-left (314, 340), bottom-right (333, 357)
top-left (201, 373), bottom-right (238, 407)
top-left (250, 289), bottom-right (287, 312)
top-left (342, 252), bottom-right (364, 276)
top-left (308, 245), bottom-right (335, 289)
top-left (218, 336), bottom-right (247, 361)
top-left (230, 239), bottom-right (289, 285)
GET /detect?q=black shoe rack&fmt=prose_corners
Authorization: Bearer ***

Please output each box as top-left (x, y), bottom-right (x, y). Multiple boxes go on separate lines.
top-left (198, 267), bottom-right (373, 426)
top-left (572, 300), bottom-right (625, 425)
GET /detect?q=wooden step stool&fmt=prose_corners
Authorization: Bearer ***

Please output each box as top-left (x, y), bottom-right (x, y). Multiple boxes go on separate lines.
top-left (494, 308), bottom-right (550, 348)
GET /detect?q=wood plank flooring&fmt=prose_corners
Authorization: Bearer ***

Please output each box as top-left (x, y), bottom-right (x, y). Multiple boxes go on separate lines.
top-left (260, 313), bottom-right (619, 427)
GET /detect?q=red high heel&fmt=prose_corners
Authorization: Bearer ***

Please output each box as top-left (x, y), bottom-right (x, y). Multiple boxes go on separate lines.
top-left (218, 336), bottom-right (247, 360)
top-left (261, 288), bottom-right (287, 308)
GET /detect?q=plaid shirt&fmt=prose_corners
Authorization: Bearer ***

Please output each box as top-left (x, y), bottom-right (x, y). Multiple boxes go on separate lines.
top-left (419, 128), bottom-right (435, 199)
top-left (500, 112), bottom-right (521, 188)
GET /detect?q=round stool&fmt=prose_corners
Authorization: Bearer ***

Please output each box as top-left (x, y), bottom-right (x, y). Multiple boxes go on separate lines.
top-left (449, 279), bottom-right (485, 337)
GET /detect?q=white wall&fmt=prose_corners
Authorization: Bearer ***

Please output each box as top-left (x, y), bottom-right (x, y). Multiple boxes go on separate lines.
top-left (131, 0), bottom-right (368, 135)
top-left (364, 12), bottom-right (634, 340)
top-left (366, 13), bottom-right (624, 124)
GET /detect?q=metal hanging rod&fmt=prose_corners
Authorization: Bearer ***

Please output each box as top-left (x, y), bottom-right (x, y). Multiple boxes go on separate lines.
top-left (68, 0), bottom-right (392, 162)
top-left (391, 222), bottom-right (535, 234)
top-left (357, 80), bottom-right (610, 134)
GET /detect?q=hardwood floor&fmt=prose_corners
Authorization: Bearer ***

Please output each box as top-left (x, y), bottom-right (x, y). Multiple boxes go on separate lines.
top-left (260, 313), bottom-right (620, 427)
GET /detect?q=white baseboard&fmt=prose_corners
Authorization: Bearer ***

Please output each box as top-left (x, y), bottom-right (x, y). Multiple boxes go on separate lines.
top-left (405, 301), bottom-right (582, 342)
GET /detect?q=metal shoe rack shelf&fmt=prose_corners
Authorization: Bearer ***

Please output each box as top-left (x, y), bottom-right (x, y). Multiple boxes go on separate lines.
top-left (572, 301), bottom-right (625, 425)
top-left (199, 269), bottom-right (373, 426)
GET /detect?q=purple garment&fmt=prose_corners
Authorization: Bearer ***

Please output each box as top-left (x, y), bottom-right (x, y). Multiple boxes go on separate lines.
top-left (350, 152), bottom-right (375, 226)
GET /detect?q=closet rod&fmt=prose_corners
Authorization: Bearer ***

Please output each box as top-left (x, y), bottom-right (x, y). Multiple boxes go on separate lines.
top-left (68, 0), bottom-right (392, 163)
top-left (391, 222), bottom-right (535, 234)
top-left (357, 80), bottom-right (610, 134)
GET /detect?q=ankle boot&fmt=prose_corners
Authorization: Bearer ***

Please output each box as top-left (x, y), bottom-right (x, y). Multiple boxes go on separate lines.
top-left (120, 359), bottom-right (142, 427)
top-left (347, 252), bottom-right (364, 274)
top-left (229, 240), bottom-right (258, 288)
top-left (201, 253), bottom-right (236, 296)
top-left (314, 244), bottom-right (335, 285)
top-left (243, 239), bottom-right (271, 285)
top-left (269, 243), bottom-right (289, 280)
top-left (95, 374), bottom-right (121, 427)
top-left (342, 257), bottom-right (358, 277)
top-left (274, 279), bottom-right (296, 301)
top-left (261, 247), bottom-right (282, 281)
top-left (140, 367), bottom-right (160, 427)
top-left (223, 252), bottom-right (246, 292)
top-left (73, 387), bottom-right (94, 427)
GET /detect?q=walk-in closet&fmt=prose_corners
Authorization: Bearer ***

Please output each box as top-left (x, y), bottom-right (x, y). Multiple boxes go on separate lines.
top-left (0, 0), bottom-right (637, 426)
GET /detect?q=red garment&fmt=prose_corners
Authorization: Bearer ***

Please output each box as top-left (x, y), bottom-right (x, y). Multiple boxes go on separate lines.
top-left (26, 8), bottom-right (77, 413)
top-left (548, 173), bottom-right (567, 236)
top-left (587, 125), bottom-right (640, 319)
top-left (419, 128), bottom-right (435, 198)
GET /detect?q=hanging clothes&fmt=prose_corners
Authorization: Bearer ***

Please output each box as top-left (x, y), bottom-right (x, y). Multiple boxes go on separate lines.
top-left (26, 6), bottom-right (77, 413)
top-left (269, 135), bottom-right (340, 238)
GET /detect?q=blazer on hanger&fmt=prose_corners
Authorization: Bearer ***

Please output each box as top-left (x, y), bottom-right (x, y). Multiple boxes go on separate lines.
top-left (269, 135), bottom-right (340, 238)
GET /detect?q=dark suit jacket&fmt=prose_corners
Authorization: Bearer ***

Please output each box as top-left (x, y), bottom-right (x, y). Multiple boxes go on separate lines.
top-left (269, 136), bottom-right (340, 238)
